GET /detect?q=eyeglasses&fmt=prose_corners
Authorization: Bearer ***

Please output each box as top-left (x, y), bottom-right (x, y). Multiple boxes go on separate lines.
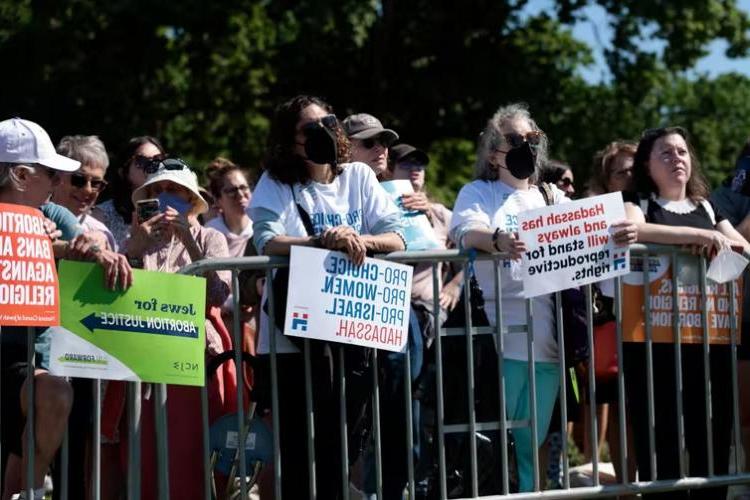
top-left (361, 134), bottom-right (393, 149)
top-left (222, 184), bottom-right (250, 197)
top-left (557, 177), bottom-right (574, 188)
top-left (70, 172), bottom-right (108, 191)
top-left (143, 158), bottom-right (190, 175)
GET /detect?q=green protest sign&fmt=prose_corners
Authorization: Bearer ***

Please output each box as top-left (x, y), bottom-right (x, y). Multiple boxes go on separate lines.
top-left (49, 260), bottom-right (206, 386)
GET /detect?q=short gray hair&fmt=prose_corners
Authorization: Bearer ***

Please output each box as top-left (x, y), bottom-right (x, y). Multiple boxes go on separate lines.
top-left (57, 135), bottom-right (109, 170)
top-left (0, 162), bottom-right (36, 191)
top-left (474, 102), bottom-right (548, 181)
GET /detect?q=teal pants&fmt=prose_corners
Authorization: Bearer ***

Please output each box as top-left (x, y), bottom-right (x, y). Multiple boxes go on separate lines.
top-left (504, 359), bottom-right (560, 492)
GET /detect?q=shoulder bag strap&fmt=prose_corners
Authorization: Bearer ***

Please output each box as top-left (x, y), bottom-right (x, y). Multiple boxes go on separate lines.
top-left (539, 182), bottom-right (554, 206)
top-left (291, 185), bottom-right (315, 236)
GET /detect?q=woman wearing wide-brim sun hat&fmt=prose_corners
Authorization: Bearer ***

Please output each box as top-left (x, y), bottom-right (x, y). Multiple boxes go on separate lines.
top-left (127, 157), bottom-right (230, 347)
top-left (106, 158), bottom-right (231, 499)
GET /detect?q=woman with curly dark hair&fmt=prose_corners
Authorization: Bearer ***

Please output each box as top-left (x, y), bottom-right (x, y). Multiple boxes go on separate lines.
top-left (249, 95), bottom-right (405, 498)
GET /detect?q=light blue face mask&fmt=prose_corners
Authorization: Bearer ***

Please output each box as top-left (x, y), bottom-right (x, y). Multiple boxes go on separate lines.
top-left (158, 191), bottom-right (192, 216)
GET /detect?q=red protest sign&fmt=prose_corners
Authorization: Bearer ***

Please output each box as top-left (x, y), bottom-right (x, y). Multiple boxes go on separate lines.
top-left (0, 203), bottom-right (60, 326)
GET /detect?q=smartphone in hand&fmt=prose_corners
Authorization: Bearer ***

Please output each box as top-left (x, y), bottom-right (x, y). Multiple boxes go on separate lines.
top-left (136, 199), bottom-right (160, 223)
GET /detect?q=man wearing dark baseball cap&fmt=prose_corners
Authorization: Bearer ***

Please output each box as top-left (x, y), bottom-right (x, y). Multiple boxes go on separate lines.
top-left (342, 113), bottom-right (399, 177)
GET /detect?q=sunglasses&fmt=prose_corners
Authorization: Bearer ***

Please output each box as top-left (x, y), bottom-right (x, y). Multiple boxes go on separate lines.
top-left (501, 130), bottom-right (545, 150)
top-left (396, 161), bottom-right (426, 172)
top-left (557, 177), bottom-right (574, 188)
top-left (300, 114), bottom-right (338, 134)
top-left (70, 172), bottom-right (108, 191)
top-left (132, 154), bottom-right (166, 170)
top-left (361, 135), bottom-right (393, 149)
top-left (143, 158), bottom-right (190, 175)
top-left (222, 184), bottom-right (250, 197)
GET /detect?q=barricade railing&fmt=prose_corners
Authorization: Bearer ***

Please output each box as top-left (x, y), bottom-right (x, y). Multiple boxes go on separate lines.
top-left (6, 244), bottom-right (750, 499)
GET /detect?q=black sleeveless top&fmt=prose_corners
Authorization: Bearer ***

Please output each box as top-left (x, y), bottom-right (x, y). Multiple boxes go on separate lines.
top-left (642, 197), bottom-right (724, 231)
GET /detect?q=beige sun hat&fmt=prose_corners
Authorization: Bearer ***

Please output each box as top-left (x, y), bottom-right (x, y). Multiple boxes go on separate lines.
top-left (131, 158), bottom-right (209, 214)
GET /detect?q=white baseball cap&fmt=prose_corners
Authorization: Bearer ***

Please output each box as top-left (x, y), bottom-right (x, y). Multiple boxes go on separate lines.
top-left (0, 118), bottom-right (80, 172)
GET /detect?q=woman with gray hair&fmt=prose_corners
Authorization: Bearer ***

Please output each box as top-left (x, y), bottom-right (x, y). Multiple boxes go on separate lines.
top-left (449, 103), bottom-right (634, 492)
top-left (54, 135), bottom-right (117, 251)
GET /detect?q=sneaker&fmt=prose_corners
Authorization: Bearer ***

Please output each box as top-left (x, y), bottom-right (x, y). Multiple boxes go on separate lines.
top-left (11, 488), bottom-right (46, 500)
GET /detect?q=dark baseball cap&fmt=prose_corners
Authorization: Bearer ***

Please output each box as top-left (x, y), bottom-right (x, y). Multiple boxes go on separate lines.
top-left (390, 143), bottom-right (429, 167)
top-left (342, 113), bottom-right (399, 143)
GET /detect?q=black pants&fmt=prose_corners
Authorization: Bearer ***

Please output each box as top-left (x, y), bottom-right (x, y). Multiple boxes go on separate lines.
top-left (624, 343), bottom-right (732, 499)
top-left (255, 344), bottom-right (371, 499)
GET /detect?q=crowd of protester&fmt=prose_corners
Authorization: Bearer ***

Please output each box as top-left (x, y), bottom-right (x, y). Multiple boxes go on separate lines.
top-left (1, 92), bottom-right (750, 500)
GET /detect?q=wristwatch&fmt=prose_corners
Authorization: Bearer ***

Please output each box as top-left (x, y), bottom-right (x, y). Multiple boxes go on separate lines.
top-left (492, 227), bottom-right (504, 252)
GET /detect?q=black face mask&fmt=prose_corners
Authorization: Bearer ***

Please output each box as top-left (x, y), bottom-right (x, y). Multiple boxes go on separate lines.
top-left (504, 142), bottom-right (536, 180)
top-left (303, 122), bottom-right (338, 166)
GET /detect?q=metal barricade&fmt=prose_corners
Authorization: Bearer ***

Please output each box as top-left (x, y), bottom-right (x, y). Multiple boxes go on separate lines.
top-left (5, 244), bottom-right (750, 499)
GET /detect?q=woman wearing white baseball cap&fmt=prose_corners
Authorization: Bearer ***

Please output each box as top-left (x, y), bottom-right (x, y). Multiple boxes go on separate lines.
top-left (0, 118), bottom-right (134, 500)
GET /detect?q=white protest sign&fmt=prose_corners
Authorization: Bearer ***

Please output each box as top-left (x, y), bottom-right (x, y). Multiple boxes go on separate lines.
top-left (380, 180), bottom-right (441, 250)
top-left (284, 246), bottom-right (412, 352)
top-left (518, 192), bottom-right (630, 298)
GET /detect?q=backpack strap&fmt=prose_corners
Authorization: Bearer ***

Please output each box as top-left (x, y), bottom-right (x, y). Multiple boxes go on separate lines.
top-left (539, 182), bottom-right (555, 207)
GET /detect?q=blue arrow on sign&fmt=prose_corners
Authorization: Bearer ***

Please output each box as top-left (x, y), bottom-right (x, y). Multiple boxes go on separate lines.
top-left (79, 313), bottom-right (199, 339)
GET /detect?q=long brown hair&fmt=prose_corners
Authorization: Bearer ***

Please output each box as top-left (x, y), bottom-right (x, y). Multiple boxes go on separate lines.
top-left (633, 126), bottom-right (709, 202)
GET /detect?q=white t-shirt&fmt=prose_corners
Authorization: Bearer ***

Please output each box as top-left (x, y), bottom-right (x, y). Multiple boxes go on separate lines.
top-left (249, 162), bottom-right (402, 354)
top-left (449, 180), bottom-right (567, 363)
top-left (206, 216), bottom-right (253, 258)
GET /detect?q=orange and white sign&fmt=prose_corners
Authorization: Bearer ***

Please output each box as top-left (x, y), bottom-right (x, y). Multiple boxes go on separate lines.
top-left (0, 203), bottom-right (59, 326)
top-left (622, 254), bottom-right (742, 344)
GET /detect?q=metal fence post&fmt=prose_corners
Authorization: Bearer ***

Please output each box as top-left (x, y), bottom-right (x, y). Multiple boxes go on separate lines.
top-left (127, 381), bottom-right (142, 500)
top-left (729, 279), bottom-right (742, 474)
top-left (154, 383), bottom-right (170, 499)
top-left (338, 346), bottom-right (349, 500)
top-left (431, 263), bottom-right (448, 499)
top-left (614, 276), bottom-right (629, 485)
top-left (25, 326), bottom-right (35, 500)
top-left (462, 269), bottom-right (479, 497)
top-left (92, 379), bottom-right (102, 500)
top-left (265, 267), bottom-right (283, 499)
top-left (584, 284), bottom-right (599, 486)
top-left (642, 252), bottom-right (658, 479)
top-left (699, 257), bottom-right (715, 476)
top-left (496, 260), bottom-right (511, 495)
top-left (525, 299), bottom-right (540, 492)
top-left (671, 252), bottom-right (686, 477)
top-left (555, 290), bottom-right (570, 490)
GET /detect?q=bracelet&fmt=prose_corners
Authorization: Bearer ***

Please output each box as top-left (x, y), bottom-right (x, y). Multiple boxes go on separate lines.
top-left (492, 227), bottom-right (503, 252)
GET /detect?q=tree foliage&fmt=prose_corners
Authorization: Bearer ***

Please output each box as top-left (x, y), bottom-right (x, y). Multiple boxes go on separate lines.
top-left (0, 0), bottom-right (749, 205)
